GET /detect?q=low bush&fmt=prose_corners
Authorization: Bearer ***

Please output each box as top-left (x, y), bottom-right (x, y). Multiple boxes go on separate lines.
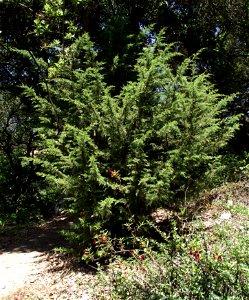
top-left (92, 214), bottom-right (249, 299)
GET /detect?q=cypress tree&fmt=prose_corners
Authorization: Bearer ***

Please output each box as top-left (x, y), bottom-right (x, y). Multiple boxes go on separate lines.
top-left (23, 32), bottom-right (240, 258)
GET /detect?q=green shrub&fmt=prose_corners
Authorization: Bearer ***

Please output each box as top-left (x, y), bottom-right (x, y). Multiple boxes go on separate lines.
top-left (23, 31), bottom-right (240, 260)
top-left (92, 221), bottom-right (249, 299)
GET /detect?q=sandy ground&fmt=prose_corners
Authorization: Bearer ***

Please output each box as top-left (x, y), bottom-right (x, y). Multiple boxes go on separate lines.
top-left (0, 216), bottom-right (95, 300)
top-left (0, 251), bottom-right (48, 297)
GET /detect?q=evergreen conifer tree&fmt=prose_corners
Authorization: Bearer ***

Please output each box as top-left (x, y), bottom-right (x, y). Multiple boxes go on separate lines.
top-left (23, 32), bottom-right (240, 259)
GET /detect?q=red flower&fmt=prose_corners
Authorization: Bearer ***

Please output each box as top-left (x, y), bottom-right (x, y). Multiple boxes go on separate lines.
top-left (83, 249), bottom-right (89, 254)
top-left (110, 170), bottom-right (117, 178)
top-left (79, 211), bottom-right (84, 217)
top-left (139, 255), bottom-right (145, 261)
top-left (93, 239), bottom-right (97, 244)
top-left (194, 252), bottom-right (200, 263)
top-left (100, 235), bottom-right (105, 242)
top-left (189, 250), bottom-right (200, 263)
top-left (217, 255), bottom-right (223, 262)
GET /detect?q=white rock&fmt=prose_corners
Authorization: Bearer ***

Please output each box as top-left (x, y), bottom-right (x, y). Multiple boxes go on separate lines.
top-left (220, 211), bottom-right (232, 220)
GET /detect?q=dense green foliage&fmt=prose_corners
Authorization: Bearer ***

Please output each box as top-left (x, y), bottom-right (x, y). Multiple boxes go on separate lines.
top-left (22, 32), bottom-right (240, 257)
top-left (0, 0), bottom-right (248, 238)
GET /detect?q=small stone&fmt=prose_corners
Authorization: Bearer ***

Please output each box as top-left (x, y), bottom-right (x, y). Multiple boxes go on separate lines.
top-left (220, 211), bottom-right (232, 220)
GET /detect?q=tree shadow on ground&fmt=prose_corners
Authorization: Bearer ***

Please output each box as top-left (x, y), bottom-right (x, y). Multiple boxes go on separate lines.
top-left (0, 215), bottom-right (73, 254)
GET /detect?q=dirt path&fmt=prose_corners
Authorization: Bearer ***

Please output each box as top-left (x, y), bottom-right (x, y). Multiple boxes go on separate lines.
top-left (0, 216), bottom-right (95, 300)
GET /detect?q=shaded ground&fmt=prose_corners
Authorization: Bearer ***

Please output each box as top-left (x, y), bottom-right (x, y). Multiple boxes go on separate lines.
top-left (0, 215), bottom-right (71, 253)
top-left (0, 216), bottom-right (95, 300)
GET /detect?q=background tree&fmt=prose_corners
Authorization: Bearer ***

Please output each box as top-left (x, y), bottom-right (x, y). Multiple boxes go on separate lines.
top-left (0, 91), bottom-right (38, 222)
top-left (0, 0), bottom-right (58, 221)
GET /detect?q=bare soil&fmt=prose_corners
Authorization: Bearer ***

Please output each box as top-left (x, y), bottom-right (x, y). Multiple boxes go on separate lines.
top-left (0, 216), bottom-right (95, 300)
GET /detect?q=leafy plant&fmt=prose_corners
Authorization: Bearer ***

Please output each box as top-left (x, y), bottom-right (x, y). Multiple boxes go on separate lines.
top-left (23, 31), bottom-right (240, 259)
top-left (92, 215), bottom-right (249, 299)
